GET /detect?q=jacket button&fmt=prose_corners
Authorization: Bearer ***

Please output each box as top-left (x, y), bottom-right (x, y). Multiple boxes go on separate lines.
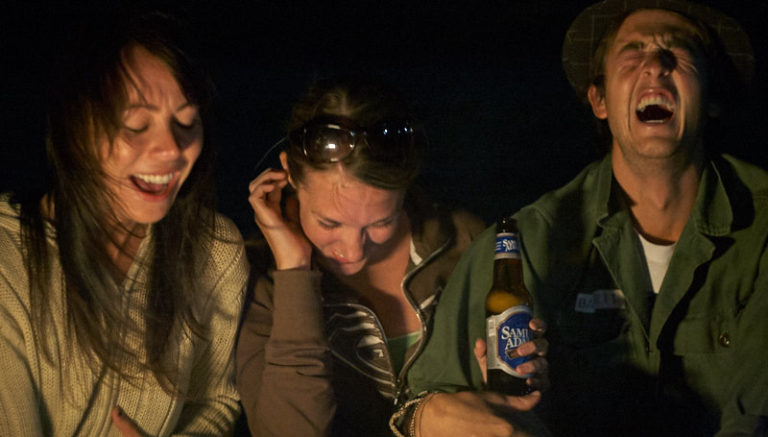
top-left (718, 333), bottom-right (731, 347)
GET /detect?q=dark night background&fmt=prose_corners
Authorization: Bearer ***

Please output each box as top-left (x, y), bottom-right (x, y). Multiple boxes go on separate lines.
top-left (3, 0), bottom-right (768, 236)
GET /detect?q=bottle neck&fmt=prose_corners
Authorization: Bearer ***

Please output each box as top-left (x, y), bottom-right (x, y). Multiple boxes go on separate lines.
top-left (492, 257), bottom-right (523, 288)
top-left (492, 229), bottom-right (521, 288)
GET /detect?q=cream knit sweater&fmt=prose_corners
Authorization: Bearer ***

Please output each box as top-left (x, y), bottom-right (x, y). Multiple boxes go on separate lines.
top-left (0, 196), bottom-right (249, 436)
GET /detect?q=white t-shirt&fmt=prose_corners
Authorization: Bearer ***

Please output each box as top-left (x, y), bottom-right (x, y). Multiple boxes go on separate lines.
top-left (636, 231), bottom-right (676, 294)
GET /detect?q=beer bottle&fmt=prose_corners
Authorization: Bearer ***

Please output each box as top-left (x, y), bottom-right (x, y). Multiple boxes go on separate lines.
top-left (485, 216), bottom-right (534, 395)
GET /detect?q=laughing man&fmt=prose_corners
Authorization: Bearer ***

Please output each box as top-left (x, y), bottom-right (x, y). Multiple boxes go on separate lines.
top-left (407, 1), bottom-right (768, 435)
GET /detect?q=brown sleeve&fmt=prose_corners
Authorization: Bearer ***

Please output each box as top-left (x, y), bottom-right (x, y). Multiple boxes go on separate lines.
top-left (236, 269), bottom-right (335, 437)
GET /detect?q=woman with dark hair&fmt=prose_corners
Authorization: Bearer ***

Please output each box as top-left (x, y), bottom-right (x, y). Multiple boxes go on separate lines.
top-left (0, 12), bottom-right (248, 436)
top-left (236, 76), bottom-right (548, 436)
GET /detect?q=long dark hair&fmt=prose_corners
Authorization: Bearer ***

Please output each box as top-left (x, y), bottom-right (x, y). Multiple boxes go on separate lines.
top-left (18, 11), bottom-right (217, 392)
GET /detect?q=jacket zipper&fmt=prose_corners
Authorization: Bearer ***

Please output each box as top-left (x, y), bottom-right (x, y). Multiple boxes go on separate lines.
top-left (393, 235), bottom-right (454, 406)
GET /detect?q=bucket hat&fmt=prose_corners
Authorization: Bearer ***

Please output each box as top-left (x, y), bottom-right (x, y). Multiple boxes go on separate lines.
top-left (562, 0), bottom-right (755, 97)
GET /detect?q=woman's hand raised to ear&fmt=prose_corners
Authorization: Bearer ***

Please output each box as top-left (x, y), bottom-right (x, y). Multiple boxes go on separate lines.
top-left (248, 168), bottom-right (312, 270)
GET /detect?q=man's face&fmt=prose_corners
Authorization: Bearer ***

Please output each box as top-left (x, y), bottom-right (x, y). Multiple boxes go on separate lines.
top-left (588, 9), bottom-right (710, 164)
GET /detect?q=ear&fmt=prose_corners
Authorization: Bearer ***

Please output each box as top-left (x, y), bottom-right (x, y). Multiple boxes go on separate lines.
top-left (278, 151), bottom-right (296, 188)
top-left (588, 84), bottom-right (608, 120)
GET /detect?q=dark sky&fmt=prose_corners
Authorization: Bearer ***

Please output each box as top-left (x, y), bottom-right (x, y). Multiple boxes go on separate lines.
top-left (3, 0), bottom-right (768, 232)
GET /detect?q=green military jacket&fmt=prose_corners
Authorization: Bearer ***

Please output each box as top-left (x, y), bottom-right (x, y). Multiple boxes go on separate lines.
top-left (408, 154), bottom-right (768, 436)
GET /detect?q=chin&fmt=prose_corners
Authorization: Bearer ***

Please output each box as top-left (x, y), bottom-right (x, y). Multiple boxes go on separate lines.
top-left (326, 259), bottom-right (367, 277)
top-left (125, 204), bottom-right (174, 225)
top-left (639, 140), bottom-right (683, 158)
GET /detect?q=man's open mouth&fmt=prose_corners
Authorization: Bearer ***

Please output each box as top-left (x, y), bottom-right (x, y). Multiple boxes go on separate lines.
top-left (636, 95), bottom-right (674, 123)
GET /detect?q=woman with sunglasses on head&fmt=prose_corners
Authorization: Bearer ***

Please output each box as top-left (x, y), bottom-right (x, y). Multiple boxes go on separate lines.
top-left (0, 11), bottom-right (248, 436)
top-left (237, 76), bottom-right (549, 436)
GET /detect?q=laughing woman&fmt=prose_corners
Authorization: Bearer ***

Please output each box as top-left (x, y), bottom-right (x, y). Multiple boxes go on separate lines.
top-left (236, 77), bottom-right (549, 436)
top-left (0, 12), bottom-right (248, 436)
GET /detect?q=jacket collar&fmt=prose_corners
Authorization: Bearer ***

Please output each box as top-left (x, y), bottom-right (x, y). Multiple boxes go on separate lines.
top-left (404, 187), bottom-right (455, 268)
top-left (593, 154), bottom-right (735, 237)
top-left (689, 158), bottom-right (734, 237)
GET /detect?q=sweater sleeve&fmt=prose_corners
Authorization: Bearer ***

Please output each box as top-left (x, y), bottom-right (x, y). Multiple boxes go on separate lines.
top-left (172, 220), bottom-right (249, 436)
top-left (0, 218), bottom-right (44, 436)
top-left (236, 269), bottom-right (335, 437)
top-left (0, 277), bottom-right (44, 436)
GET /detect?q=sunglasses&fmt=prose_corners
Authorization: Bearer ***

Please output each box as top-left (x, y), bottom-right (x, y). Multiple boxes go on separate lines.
top-left (288, 116), bottom-right (417, 164)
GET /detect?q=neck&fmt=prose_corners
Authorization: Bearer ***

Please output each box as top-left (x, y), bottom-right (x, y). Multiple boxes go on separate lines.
top-left (106, 221), bottom-right (148, 278)
top-left (41, 193), bottom-right (148, 279)
top-left (612, 147), bottom-right (703, 244)
top-left (339, 214), bottom-right (418, 337)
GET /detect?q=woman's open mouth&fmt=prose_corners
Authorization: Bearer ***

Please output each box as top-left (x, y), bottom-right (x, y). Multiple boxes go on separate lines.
top-left (130, 172), bottom-right (175, 196)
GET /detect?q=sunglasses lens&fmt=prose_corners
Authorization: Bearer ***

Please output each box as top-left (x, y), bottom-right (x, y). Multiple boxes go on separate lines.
top-left (304, 125), bottom-right (355, 162)
top-left (368, 121), bottom-right (414, 161)
top-left (291, 118), bottom-right (417, 164)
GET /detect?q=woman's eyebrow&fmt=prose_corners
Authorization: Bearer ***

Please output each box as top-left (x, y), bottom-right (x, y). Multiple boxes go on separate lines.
top-left (371, 214), bottom-right (398, 225)
top-left (313, 212), bottom-right (341, 225)
top-left (123, 101), bottom-right (194, 111)
top-left (124, 102), bottom-right (157, 110)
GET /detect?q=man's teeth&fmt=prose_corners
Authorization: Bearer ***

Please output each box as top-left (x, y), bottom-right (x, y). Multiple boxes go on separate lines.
top-left (134, 173), bottom-right (174, 184)
top-left (637, 96), bottom-right (674, 112)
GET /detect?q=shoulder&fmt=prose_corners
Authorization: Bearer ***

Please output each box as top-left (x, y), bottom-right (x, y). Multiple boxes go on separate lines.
top-left (0, 194), bottom-right (21, 231)
top-left (406, 190), bottom-right (485, 258)
top-left (210, 212), bottom-right (246, 257)
top-left (452, 224), bottom-right (497, 279)
top-left (710, 155), bottom-right (768, 234)
top-left (719, 154), bottom-right (768, 199)
top-left (0, 194), bottom-right (25, 278)
top-left (520, 158), bottom-right (606, 225)
top-left (0, 195), bottom-right (30, 320)
top-left (212, 212), bottom-right (245, 244)
top-left (448, 209), bottom-right (488, 249)
top-left (512, 160), bottom-right (610, 286)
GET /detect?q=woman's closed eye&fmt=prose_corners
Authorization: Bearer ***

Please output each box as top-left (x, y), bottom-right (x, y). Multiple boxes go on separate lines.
top-left (122, 107), bottom-right (150, 134)
top-left (174, 105), bottom-right (201, 129)
top-left (174, 116), bottom-right (200, 130)
top-left (123, 123), bottom-right (149, 134)
top-left (318, 219), bottom-right (340, 229)
top-left (370, 218), bottom-right (395, 228)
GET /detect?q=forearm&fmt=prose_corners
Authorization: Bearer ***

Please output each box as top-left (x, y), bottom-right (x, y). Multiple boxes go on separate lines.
top-left (410, 391), bottom-right (551, 437)
top-left (237, 270), bottom-right (335, 436)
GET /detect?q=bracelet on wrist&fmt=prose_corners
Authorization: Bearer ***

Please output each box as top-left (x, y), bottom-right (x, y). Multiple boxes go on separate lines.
top-left (389, 392), bottom-right (435, 437)
top-left (409, 393), bottom-right (435, 437)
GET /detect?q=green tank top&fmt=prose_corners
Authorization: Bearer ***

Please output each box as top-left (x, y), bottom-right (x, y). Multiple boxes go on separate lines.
top-left (387, 331), bottom-right (421, 375)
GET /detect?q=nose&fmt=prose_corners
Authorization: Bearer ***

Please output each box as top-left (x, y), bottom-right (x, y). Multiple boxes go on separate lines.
top-left (150, 125), bottom-right (181, 160)
top-left (643, 48), bottom-right (676, 78)
top-left (337, 229), bottom-right (366, 262)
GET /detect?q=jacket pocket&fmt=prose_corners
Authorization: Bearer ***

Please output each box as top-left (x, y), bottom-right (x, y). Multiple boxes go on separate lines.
top-left (671, 315), bottom-right (732, 355)
top-left (556, 293), bottom-right (629, 348)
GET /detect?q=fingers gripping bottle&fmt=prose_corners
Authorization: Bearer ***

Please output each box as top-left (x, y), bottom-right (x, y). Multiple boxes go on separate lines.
top-left (485, 216), bottom-right (534, 395)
